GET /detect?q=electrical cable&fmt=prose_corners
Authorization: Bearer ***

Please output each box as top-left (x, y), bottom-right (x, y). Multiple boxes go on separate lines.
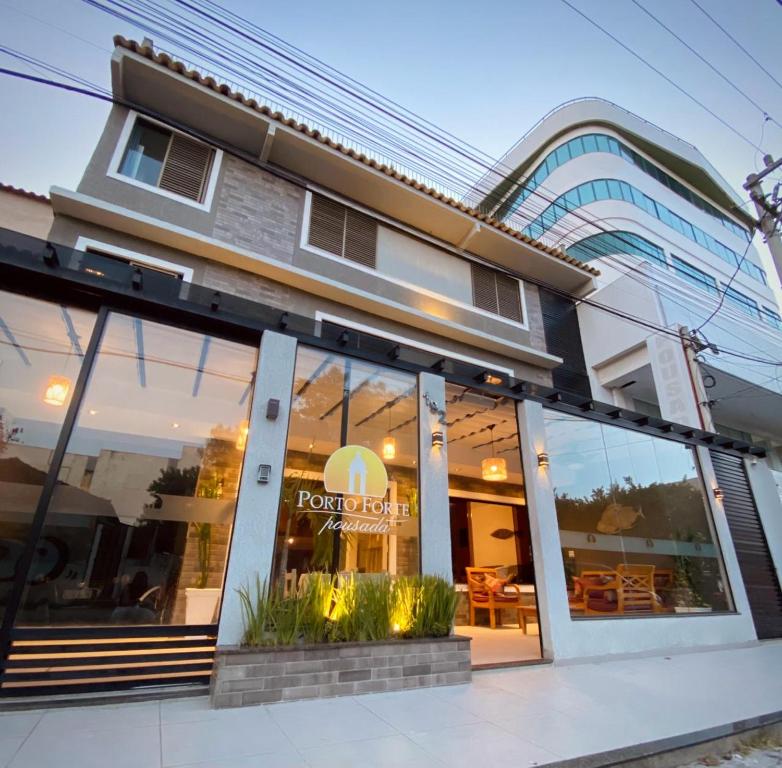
top-left (629, 0), bottom-right (781, 129)
top-left (688, 0), bottom-right (782, 93)
top-left (559, 0), bottom-right (767, 153)
top-left (1, 60), bottom-right (779, 367)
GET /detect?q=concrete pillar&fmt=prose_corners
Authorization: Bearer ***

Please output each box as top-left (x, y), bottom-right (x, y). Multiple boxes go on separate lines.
top-left (744, 457), bottom-right (782, 589)
top-left (694, 447), bottom-right (755, 623)
top-left (418, 372), bottom-right (451, 580)
top-left (217, 331), bottom-right (297, 646)
top-left (515, 399), bottom-right (571, 660)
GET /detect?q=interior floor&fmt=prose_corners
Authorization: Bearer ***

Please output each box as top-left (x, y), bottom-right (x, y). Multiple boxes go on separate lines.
top-left (456, 623), bottom-right (542, 667)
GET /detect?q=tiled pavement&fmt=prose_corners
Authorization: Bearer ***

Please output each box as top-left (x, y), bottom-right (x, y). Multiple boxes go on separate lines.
top-left (0, 641), bottom-right (780, 768)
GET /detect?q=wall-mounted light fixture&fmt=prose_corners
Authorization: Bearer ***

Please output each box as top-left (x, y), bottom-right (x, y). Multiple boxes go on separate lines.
top-left (713, 487), bottom-right (724, 502)
top-left (235, 420), bottom-right (249, 450)
top-left (432, 430), bottom-right (444, 448)
top-left (382, 435), bottom-right (397, 460)
top-left (537, 452), bottom-right (549, 468)
top-left (43, 375), bottom-right (71, 407)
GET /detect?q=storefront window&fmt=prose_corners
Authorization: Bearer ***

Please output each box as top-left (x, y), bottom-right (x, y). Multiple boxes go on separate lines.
top-left (543, 411), bottom-right (733, 617)
top-left (16, 313), bottom-right (257, 626)
top-left (273, 347), bottom-right (419, 587)
top-left (0, 291), bottom-right (98, 622)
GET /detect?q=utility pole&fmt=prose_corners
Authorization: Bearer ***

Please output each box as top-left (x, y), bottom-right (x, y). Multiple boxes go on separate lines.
top-left (745, 154), bottom-right (782, 283)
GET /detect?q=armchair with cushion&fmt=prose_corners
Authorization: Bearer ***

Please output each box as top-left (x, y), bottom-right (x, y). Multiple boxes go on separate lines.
top-left (465, 567), bottom-right (537, 631)
top-left (577, 564), bottom-right (662, 615)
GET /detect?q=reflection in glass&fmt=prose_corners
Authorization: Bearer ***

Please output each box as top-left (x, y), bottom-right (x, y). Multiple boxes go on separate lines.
top-left (0, 291), bottom-right (97, 622)
top-left (445, 384), bottom-right (533, 586)
top-left (273, 347), bottom-right (419, 587)
top-left (16, 314), bottom-right (256, 626)
top-left (543, 411), bottom-right (733, 617)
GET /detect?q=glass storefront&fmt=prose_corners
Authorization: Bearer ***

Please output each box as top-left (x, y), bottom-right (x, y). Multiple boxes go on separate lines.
top-left (0, 291), bottom-right (98, 622)
top-left (272, 346), bottom-right (419, 587)
top-left (1, 289), bottom-right (257, 628)
top-left (543, 411), bottom-right (733, 616)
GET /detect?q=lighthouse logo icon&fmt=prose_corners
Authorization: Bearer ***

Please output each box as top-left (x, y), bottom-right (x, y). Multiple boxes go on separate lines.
top-left (323, 445), bottom-right (388, 498)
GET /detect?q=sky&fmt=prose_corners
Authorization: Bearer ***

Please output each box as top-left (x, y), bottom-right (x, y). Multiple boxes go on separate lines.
top-left (1, 0), bottom-right (781, 214)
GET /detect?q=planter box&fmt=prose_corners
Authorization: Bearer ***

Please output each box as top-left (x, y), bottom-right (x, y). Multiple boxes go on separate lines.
top-left (210, 635), bottom-right (472, 708)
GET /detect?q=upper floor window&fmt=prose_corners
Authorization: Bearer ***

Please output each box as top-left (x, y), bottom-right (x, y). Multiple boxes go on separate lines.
top-left (308, 194), bottom-right (377, 268)
top-left (762, 307), bottom-right (782, 331)
top-left (471, 263), bottom-right (523, 322)
top-left (671, 256), bottom-right (718, 295)
top-left (722, 284), bottom-right (760, 319)
top-left (118, 118), bottom-right (215, 204)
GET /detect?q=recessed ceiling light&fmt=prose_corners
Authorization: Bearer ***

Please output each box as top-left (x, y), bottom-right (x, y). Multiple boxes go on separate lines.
top-left (88, 409), bottom-right (98, 416)
top-left (171, 422), bottom-right (180, 429)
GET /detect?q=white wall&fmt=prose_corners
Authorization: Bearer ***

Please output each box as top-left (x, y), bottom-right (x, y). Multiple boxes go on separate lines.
top-left (376, 226), bottom-right (473, 306)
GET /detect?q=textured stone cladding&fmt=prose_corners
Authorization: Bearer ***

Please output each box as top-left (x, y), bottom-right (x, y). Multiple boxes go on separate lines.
top-left (210, 636), bottom-right (471, 708)
top-left (213, 155), bottom-right (302, 263)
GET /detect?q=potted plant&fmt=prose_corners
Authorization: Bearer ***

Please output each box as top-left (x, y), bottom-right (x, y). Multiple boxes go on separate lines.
top-left (185, 474), bottom-right (223, 624)
top-left (211, 573), bottom-right (469, 708)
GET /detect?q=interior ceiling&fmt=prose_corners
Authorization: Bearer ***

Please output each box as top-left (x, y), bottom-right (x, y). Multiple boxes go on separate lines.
top-left (287, 357), bottom-right (524, 486)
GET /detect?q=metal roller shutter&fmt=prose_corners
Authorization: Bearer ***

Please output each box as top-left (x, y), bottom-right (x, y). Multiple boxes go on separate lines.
top-left (710, 450), bottom-right (782, 639)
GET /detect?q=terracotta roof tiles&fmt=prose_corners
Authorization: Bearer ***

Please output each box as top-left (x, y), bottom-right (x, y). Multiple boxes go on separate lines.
top-left (113, 36), bottom-right (599, 277)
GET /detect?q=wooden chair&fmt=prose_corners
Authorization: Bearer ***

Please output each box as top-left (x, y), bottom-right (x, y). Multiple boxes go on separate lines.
top-left (465, 567), bottom-right (537, 632)
top-left (580, 565), bottom-right (662, 615)
top-left (616, 564), bottom-right (662, 614)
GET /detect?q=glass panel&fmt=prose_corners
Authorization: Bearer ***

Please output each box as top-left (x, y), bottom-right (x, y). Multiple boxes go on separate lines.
top-left (595, 135), bottom-right (611, 153)
top-left (569, 137), bottom-right (585, 158)
top-left (272, 347), bottom-right (419, 586)
top-left (445, 385), bottom-right (529, 582)
top-left (0, 292), bottom-right (97, 622)
top-left (543, 411), bottom-right (734, 617)
top-left (578, 182), bottom-right (596, 205)
top-left (555, 144), bottom-right (571, 166)
top-left (582, 134), bottom-right (598, 153)
top-left (119, 120), bottom-right (171, 186)
top-left (593, 180), bottom-right (610, 200)
top-left (16, 314), bottom-right (256, 626)
top-left (607, 180), bottom-right (623, 200)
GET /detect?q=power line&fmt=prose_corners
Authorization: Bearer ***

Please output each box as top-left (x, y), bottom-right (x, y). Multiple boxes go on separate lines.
top-left (559, 0), bottom-right (766, 153)
top-left (1, 51), bottom-right (778, 367)
top-left (688, 0), bottom-right (782, 93)
top-left (629, 0), bottom-right (780, 130)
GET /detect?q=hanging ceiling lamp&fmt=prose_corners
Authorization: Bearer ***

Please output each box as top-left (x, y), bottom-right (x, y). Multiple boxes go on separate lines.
top-left (43, 375), bottom-right (71, 407)
top-left (481, 424), bottom-right (507, 482)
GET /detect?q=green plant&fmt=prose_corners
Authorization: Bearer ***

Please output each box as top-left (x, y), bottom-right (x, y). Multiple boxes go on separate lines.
top-left (193, 522), bottom-right (212, 589)
top-left (237, 574), bottom-right (273, 646)
top-left (237, 573), bottom-right (457, 647)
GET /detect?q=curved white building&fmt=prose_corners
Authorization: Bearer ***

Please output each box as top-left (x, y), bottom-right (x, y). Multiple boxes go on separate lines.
top-left (478, 98), bottom-right (782, 472)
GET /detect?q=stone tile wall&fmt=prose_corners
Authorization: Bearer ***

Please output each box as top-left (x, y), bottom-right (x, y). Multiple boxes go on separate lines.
top-left (210, 636), bottom-right (471, 708)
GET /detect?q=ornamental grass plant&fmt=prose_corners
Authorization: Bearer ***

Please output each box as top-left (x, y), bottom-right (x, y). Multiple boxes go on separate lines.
top-left (238, 573), bottom-right (456, 647)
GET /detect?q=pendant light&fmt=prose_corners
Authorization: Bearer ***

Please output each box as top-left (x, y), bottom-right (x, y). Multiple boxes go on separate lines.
top-left (43, 375), bottom-right (72, 407)
top-left (481, 424), bottom-right (507, 482)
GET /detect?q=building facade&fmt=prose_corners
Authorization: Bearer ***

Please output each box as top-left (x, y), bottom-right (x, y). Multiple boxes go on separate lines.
top-left (0, 42), bottom-right (780, 699)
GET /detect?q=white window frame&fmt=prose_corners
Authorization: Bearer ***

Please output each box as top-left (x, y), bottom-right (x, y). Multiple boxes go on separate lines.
top-left (107, 110), bottom-right (223, 212)
top-left (314, 310), bottom-right (516, 376)
top-left (300, 191), bottom-right (529, 332)
top-left (74, 237), bottom-right (194, 283)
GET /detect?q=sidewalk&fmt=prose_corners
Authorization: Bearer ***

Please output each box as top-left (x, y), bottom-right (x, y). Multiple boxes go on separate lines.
top-left (0, 641), bottom-right (780, 768)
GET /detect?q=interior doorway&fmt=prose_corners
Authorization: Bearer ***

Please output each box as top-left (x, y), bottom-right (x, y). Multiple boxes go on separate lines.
top-left (445, 383), bottom-right (542, 667)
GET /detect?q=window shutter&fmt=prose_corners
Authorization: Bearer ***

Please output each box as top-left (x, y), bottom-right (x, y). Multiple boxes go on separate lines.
top-left (309, 195), bottom-right (346, 256)
top-left (471, 263), bottom-right (498, 314)
top-left (344, 208), bottom-right (377, 268)
top-left (159, 132), bottom-right (213, 202)
top-left (496, 274), bottom-right (522, 322)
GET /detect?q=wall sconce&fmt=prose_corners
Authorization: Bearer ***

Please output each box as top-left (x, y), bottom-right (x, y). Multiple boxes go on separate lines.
top-left (382, 435), bottom-right (397, 461)
top-left (713, 487), bottom-right (724, 502)
top-left (43, 375), bottom-right (71, 407)
top-left (537, 452), bottom-right (549, 468)
top-left (431, 430), bottom-right (444, 448)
